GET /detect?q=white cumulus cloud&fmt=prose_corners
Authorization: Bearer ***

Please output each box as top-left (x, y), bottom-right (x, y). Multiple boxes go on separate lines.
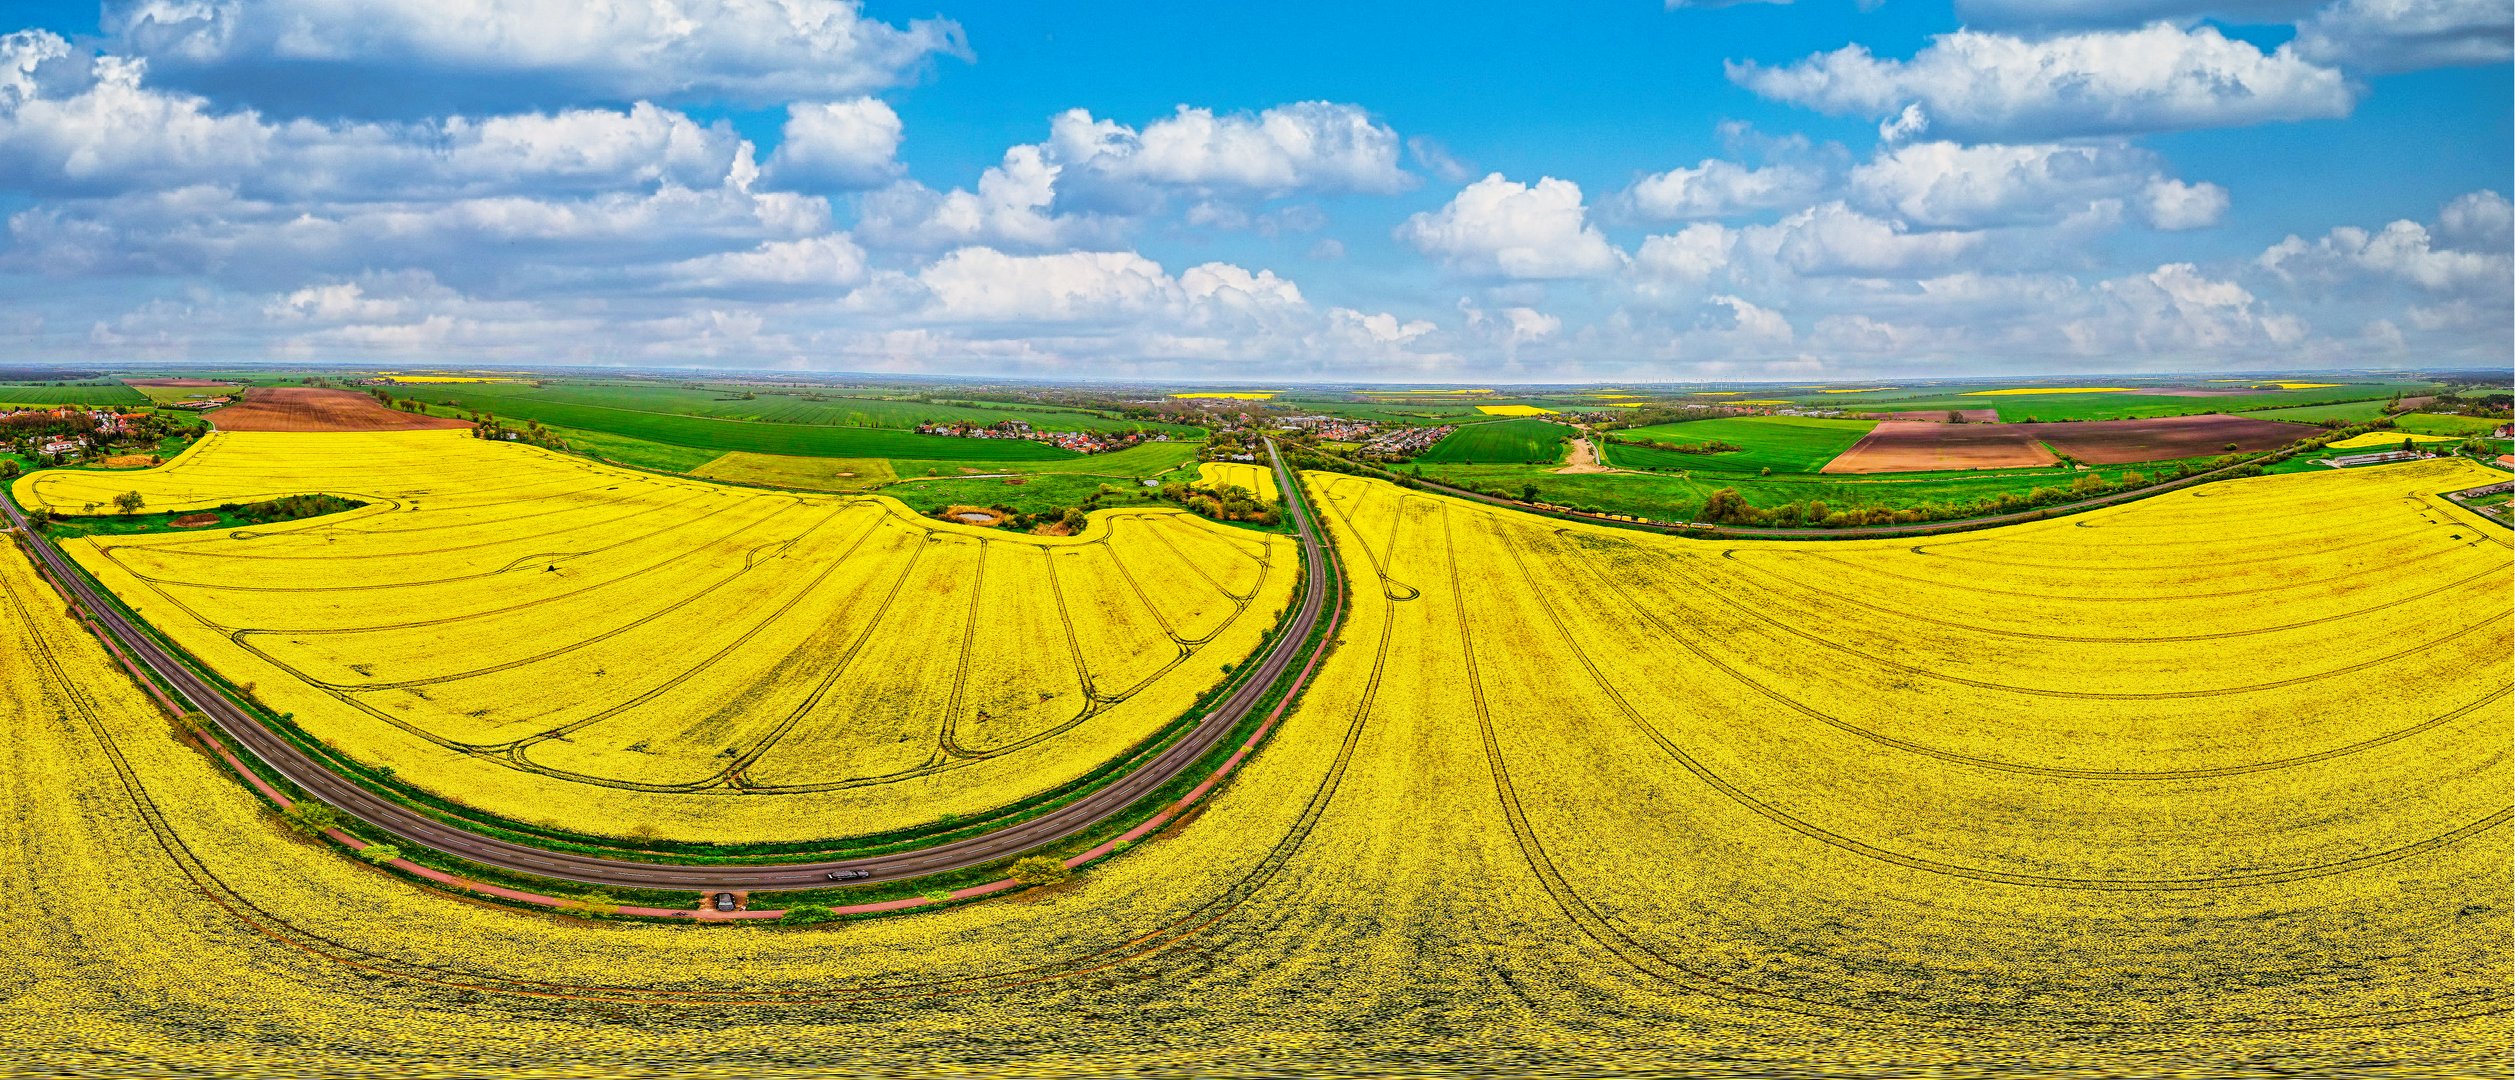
top-left (1623, 158), bottom-right (1825, 220)
top-left (1848, 140), bottom-right (2223, 230)
top-left (1397, 174), bottom-right (1624, 279)
top-left (1047, 101), bottom-right (1408, 197)
top-left (763, 99), bottom-right (902, 190)
top-left (1730, 23), bottom-right (2360, 140)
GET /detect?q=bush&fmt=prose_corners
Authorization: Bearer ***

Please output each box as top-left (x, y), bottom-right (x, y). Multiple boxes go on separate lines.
top-left (920, 889), bottom-right (955, 904)
top-left (355, 844), bottom-right (401, 865)
top-left (279, 800), bottom-right (349, 835)
top-left (1010, 855), bottom-right (1073, 886)
top-left (779, 904), bottom-right (840, 926)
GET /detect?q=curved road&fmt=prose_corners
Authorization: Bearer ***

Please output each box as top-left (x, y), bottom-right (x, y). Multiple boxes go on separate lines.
top-left (3, 438), bottom-right (1335, 891)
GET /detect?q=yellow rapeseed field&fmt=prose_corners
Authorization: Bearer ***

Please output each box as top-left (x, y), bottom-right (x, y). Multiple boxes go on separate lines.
top-left (1192, 461), bottom-right (1278, 503)
top-left (0, 457), bottom-right (2502, 1073)
top-left (2327, 430), bottom-right (2463, 449)
top-left (13, 431), bottom-right (1295, 844)
top-left (1474, 404), bottom-right (1558, 416)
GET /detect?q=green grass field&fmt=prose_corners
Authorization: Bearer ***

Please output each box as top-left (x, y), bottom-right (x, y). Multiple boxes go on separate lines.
top-left (1605, 415), bottom-right (1875, 474)
top-left (0, 383), bottom-right (149, 407)
top-left (2397, 413), bottom-right (2507, 436)
top-left (2249, 398), bottom-right (2395, 423)
top-left (396, 381), bottom-right (1194, 436)
top-left (401, 390), bottom-right (1080, 460)
top-left (126, 382), bottom-right (244, 404)
top-left (1416, 418), bottom-right (1571, 464)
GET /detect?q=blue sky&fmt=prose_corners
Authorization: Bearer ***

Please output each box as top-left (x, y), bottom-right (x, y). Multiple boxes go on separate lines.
top-left (0, 0), bottom-right (2505, 381)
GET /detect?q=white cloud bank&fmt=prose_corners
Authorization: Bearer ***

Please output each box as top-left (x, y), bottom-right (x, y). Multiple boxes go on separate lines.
top-left (1731, 23), bottom-right (2360, 140)
top-left (104, 0), bottom-right (965, 107)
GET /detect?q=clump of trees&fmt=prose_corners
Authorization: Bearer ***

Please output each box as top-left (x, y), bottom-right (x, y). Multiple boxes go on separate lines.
top-left (466, 412), bottom-right (569, 451)
top-left (217, 493), bottom-right (365, 524)
top-left (1601, 434), bottom-right (1742, 456)
top-left (1155, 479), bottom-right (1278, 525)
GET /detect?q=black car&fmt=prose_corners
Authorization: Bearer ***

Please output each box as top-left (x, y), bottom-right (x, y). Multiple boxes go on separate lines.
top-left (826, 869), bottom-right (871, 881)
top-left (711, 892), bottom-right (737, 912)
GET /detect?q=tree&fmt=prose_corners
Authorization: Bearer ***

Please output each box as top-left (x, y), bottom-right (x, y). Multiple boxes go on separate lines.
top-left (1946, 410), bottom-right (1965, 424)
top-left (0, 459), bottom-right (16, 480)
top-left (1521, 483), bottom-right (1539, 502)
top-left (1010, 855), bottom-right (1073, 886)
top-left (1698, 487), bottom-right (1759, 525)
top-left (113, 490), bottom-right (145, 515)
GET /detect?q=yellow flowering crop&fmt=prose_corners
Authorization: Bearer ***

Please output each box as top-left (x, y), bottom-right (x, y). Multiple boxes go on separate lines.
top-left (15, 431), bottom-right (1295, 845)
top-left (1192, 461), bottom-right (1279, 503)
top-left (1474, 404), bottom-right (1557, 416)
top-left (0, 456), bottom-right (2501, 1073)
top-left (2327, 430), bottom-right (2463, 449)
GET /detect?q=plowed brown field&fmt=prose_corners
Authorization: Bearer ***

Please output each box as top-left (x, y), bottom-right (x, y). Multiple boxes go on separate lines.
top-left (2035, 413), bottom-right (2316, 464)
top-left (207, 387), bottom-right (472, 432)
top-left (1821, 421), bottom-right (2057, 473)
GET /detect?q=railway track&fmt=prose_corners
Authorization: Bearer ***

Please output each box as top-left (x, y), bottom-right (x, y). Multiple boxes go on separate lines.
top-left (1, 438), bottom-right (1336, 893)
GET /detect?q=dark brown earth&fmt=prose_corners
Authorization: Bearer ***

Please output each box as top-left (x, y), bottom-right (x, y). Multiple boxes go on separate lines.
top-left (208, 387), bottom-right (472, 432)
top-left (2034, 413), bottom-right (2318, 465)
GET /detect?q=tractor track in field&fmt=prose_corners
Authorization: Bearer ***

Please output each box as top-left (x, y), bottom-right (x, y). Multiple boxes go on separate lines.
top-left (0, 438), bottom-right (1338, 894)
top-left (1433, 497), bottom-right (2513, 1033)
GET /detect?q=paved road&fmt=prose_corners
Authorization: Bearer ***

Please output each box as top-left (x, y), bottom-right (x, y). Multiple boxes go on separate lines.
top-left (3, 438), bottom-right (1335, 891)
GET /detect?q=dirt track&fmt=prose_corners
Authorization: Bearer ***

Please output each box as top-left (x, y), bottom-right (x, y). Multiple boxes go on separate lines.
top-left (208, 387), bottom-right (472, 432)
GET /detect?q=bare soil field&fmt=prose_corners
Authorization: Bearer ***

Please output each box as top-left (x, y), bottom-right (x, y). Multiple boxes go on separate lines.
top-left (2036, 413), bottom-right (2317, 464)
top-left (208, 387), bottom-right (472, 432)
top-left (1873, 409), bottom-right (1998, 423)
top-left (1820, 421), bottom-right (2058, 473)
